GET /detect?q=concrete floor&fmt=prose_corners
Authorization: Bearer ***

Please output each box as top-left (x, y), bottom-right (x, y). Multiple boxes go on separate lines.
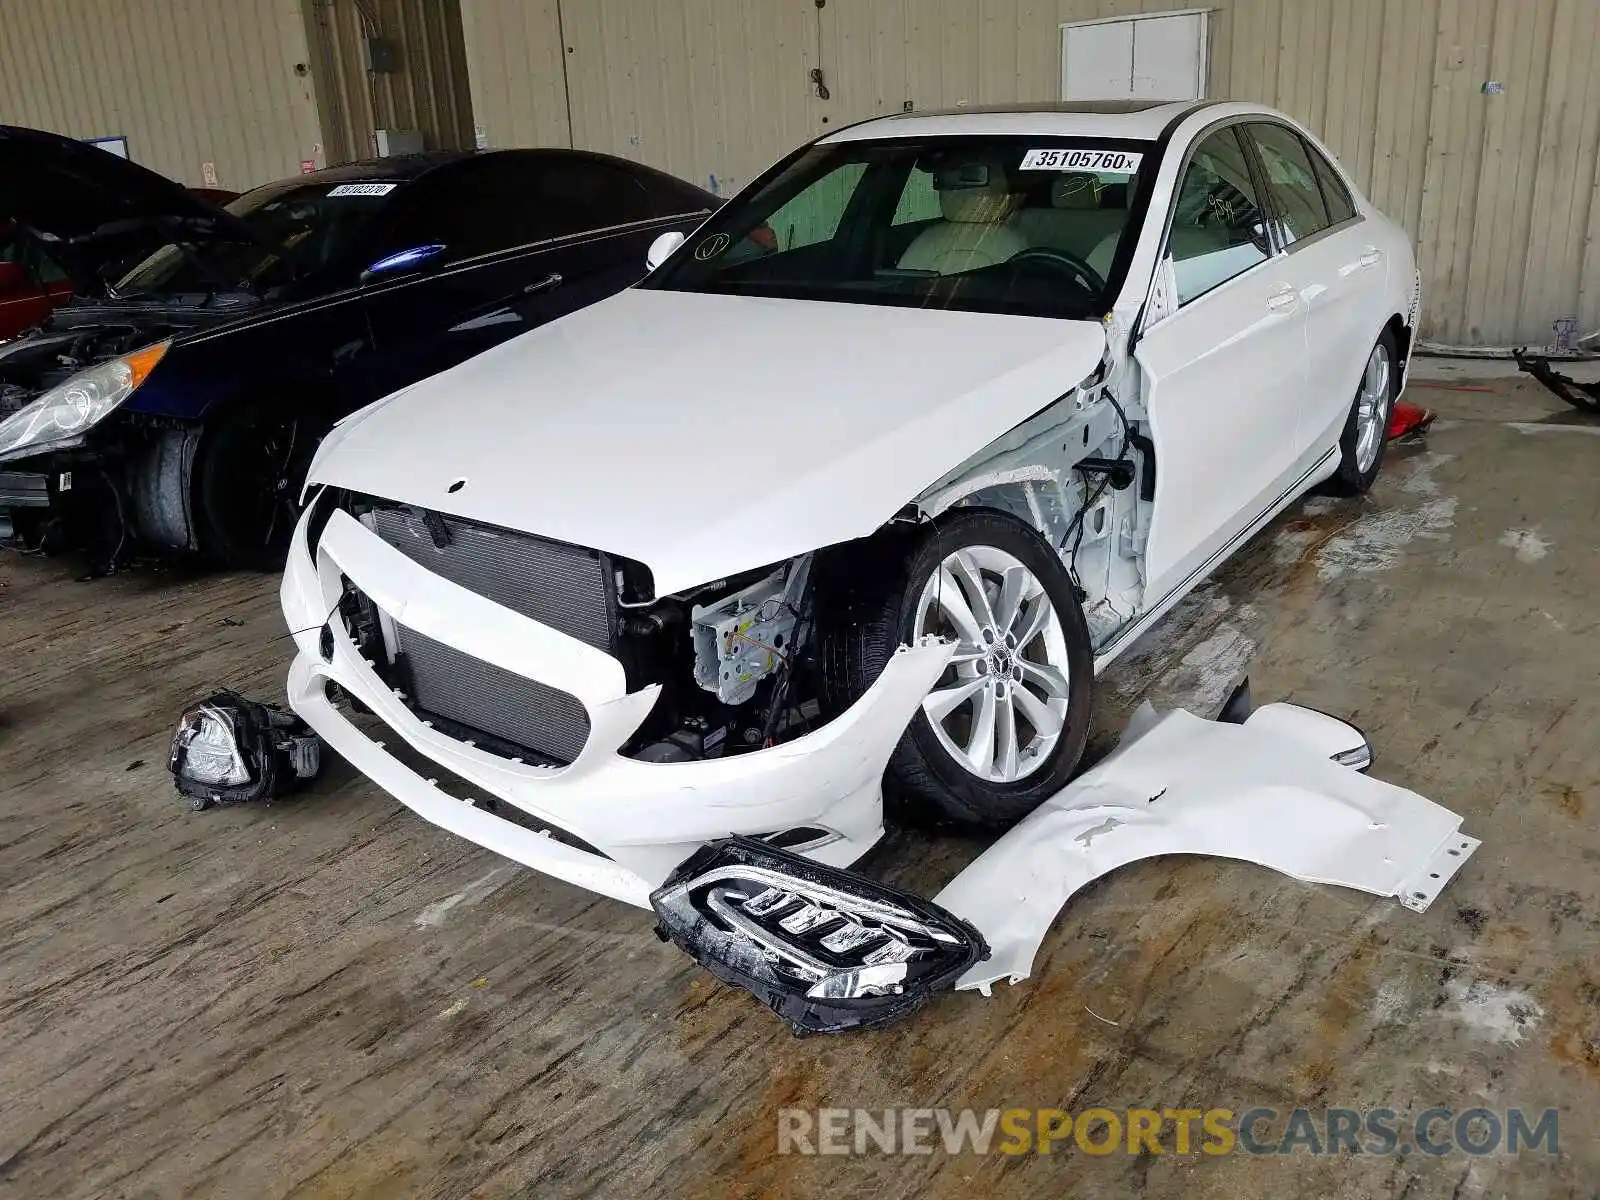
top-left (1, 374), bottom-right (1596, 1199)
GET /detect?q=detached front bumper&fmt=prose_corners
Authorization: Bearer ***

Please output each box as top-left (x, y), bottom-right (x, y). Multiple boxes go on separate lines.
top-left (281, 506), bottom-right (953, 908)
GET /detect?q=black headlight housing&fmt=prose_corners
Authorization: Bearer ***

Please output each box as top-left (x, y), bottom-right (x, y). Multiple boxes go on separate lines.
top-left (650, 836), bottom-right (988, 1035)
top-left (168, 690), bottom-right (323, 810)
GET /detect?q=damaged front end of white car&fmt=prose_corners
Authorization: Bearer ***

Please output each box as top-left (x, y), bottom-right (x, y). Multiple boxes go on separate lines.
top-left (272, 109), bottom-right (1447, 1032)
top-left (650, 687), bottom-right (1478, 1034)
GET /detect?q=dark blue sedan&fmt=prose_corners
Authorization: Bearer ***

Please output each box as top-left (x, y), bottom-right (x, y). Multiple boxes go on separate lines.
top-left (0, 126), bottom-right (714, 570)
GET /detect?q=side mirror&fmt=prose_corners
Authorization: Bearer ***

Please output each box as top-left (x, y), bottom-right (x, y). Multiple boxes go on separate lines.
top-left (0, 260), bottom-right (31, 296)
top-left (361, 243), bottom-right (446, 283)
top-left (646, 230), bottom-right (686, 272)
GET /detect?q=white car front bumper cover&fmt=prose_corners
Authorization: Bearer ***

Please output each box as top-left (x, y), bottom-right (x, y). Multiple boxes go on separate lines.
top-left (281, 507), bottom-right (954, 908)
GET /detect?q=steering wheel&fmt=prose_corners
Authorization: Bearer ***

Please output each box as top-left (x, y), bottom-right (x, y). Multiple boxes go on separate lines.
top-left (1005, 246), bottom-right (1106, 296)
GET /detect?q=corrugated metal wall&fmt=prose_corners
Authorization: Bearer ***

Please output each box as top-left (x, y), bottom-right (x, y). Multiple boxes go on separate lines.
top-left (0, 0), bottom-right (322, 189)
top-left (0, 0), bottom-right (476, 190)
top-left (303, 0), bottom-right (478, 165)
top-left (3, 0), bottom-right (1590, 341)
top-left (459, 0), bottom-right (571, 149)
top-left (460, 0), bottom-right (1600, 346)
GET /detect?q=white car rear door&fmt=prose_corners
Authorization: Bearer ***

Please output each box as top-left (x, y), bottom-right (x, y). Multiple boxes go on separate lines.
top-left (1246, 122), bottom-right (1389, 458)
top-left (1133, 124), bottom-right (1309, 600)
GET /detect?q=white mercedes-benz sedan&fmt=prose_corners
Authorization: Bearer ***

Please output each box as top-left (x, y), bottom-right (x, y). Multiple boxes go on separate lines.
top-left (281, 100), bottom-right (1420, 908)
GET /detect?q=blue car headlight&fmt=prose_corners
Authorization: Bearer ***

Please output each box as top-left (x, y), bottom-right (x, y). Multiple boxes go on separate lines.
top-left (0, 339), bottom-right (169, 460)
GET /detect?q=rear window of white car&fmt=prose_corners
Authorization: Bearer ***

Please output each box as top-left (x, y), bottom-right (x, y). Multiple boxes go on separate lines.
top-left (644, 137), bottom-right (1153, 320)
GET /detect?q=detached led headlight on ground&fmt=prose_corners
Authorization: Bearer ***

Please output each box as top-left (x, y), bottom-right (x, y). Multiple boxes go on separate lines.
top-left (0, 340), bottom-right (169, 461)
top-left (168, 691), bottom-right (324, 809)
top-left (650, 837), bottom-right (989, 1035)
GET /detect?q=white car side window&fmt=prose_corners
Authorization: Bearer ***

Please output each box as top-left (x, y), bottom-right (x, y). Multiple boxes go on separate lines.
top-left (1248, 122), bottom-right (1332, 246)
top-left (1167, 127), bottom-right (1271, 307)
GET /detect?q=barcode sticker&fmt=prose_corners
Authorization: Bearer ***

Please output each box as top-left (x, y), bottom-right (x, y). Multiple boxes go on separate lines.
top-left (326, 182), bottom-right (398, 197)
top-left (1019, 149), bottom-right (1144, 174)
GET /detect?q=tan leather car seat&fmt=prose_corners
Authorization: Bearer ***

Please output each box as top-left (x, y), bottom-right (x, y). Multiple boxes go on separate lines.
top-left (1012, 172), bottom-right (1129, 271)
top-left (897, 163), bottom-right (1027, 275)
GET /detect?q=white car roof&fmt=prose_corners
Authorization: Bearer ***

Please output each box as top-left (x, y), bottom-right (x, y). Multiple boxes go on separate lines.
top-left (820, 100), bottom-right (1209, 145)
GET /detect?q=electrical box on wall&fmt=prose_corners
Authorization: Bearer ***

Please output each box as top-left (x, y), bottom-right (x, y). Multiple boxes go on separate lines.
top-left (374, 129), bottom-right (424, 157)
top-left (364, 34), bottom-right (398, 74)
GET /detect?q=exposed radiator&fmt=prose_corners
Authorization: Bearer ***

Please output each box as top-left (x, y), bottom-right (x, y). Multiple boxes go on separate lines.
top-left (364, 505), bottom-right (614, 764)
top-left (391, 622), bottom-right (592, 763)
top-left (370, 507), bottom-right (613, 648)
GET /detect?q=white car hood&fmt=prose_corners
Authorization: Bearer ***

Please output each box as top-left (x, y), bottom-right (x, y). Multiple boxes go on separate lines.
top-left (309, 288), bottom-right (1106, 596)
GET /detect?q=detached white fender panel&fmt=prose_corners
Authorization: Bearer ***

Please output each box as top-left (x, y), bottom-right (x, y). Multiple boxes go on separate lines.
top-left (935, 708), bottom-right (1479, 994)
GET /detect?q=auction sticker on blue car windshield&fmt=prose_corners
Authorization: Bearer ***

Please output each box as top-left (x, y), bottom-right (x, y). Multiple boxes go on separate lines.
top-left (1020, 148), bottom-right (1143, 173)
top-left (326, 182), bottom-right (398, 197)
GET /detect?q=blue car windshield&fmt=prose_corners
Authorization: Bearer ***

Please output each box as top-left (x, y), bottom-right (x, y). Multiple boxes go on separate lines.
top-left (113, 179), bottom-right (402, 298)
top-left (643, 137), bottom-right (1150, 319)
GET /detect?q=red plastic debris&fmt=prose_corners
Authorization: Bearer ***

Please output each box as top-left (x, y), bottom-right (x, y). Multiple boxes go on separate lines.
top-left (1388, 398), bottom-right (1436, 440)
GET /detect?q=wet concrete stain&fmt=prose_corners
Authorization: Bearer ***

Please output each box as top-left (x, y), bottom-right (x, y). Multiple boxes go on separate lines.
top-left (1499, 527), bottom-right (1553, 563)
top-left (1543, 968), bottom-right (1600, 1084)
top-left (1540, 783), bottom-right (1585, 819)
top-left (1456, 906), bottom-right (1488, 937)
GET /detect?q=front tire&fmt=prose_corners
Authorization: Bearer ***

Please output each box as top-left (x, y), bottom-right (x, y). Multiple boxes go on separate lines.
top-left (1329, 330), bottom-right (1398, 495)
top-left (819, 510), bottom-right (1093, 829)
top-left (193, 401), bottom-right (319, 570)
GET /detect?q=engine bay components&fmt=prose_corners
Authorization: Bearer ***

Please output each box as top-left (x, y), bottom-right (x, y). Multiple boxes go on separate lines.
top-left (691, 556), bottom-right (809, 705)
top-left (168, 690), bottom-right (324, 809)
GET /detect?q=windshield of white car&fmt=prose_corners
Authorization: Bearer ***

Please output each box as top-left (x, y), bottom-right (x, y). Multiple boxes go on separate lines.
top-left (113, 180), bottom-right (400, 299)
top-left (644, 137), bottom-right (1150, 319)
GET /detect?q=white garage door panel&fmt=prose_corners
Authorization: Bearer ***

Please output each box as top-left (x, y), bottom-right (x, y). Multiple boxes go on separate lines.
top-left (1062, 20), bottom-right (1134, 101)
top-left (1061, 12), bottom-right (1206, 102)
top-left (1133, 14), bottom-right (1205, 100)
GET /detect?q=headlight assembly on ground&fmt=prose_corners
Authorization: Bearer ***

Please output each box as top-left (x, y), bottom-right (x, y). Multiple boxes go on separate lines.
top-left (0, 339), bottom-right (169, 460)
top-left (649, 836), bottom-right (989, 1035)
top-left (168, 690), bottom-right (324, 809)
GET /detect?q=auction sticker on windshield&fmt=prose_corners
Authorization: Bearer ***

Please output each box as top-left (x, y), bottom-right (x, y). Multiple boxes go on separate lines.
top-left (326, 182), bottom-right (398, 197)
top-left (1020, 148), bottom-right (1143, 173)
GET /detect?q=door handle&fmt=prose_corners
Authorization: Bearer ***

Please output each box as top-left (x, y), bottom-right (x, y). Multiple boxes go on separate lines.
top-left (1359, 245), bottom-right (1382, 267)
top-left (1266, 285), bottom-right (1299, 314)
top-left (522, 271), bottom-right (563, 295)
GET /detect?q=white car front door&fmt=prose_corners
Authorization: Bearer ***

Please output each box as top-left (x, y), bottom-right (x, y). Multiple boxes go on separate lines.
top-left (1133, 125), bottom-right (1309, 601)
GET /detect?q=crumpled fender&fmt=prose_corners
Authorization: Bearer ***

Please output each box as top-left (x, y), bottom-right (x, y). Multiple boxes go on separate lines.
top-left (934, 707), bottom-right (1479, 994)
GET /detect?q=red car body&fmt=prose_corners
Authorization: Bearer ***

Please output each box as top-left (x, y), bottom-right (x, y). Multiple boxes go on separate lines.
top-left (0, 221), bottom-right (74, 339)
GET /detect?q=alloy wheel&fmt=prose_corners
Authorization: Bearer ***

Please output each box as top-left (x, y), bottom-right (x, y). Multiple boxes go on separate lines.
top-left (1354, 343), bottom-right (1391, 473)
top-left (911, 545), bottom-right (1072, 783)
